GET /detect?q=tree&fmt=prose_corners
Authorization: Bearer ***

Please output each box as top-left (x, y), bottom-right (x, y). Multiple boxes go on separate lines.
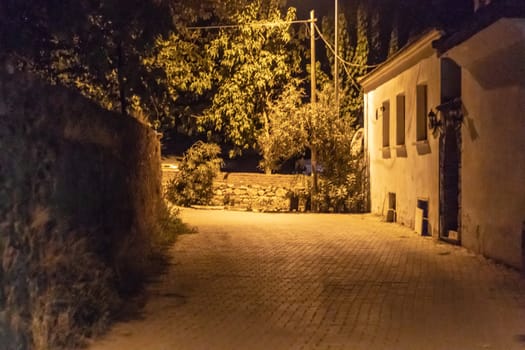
top-left (388, 14), bottom-right (400, 58)
top-left (321, 3), bottom-right (368, 123)
top-left (257, 80), bottom-right (307, 173)
top-left (198, 1), bottom-right (302, 155)
top-left (312, 84), bottom-right (364, 212)
top-left (349, 4), bottom-right (369, 122)
top-left (165, 141), bottom-right (223, 206)
top-left (142, 29), bottom-right (215, 132)
top-left (258, 81), bottom-right (363, 212)
top-left (144, 0), bottom-right (303, 146)
top-left (1, 0), bottom-right (178, 123)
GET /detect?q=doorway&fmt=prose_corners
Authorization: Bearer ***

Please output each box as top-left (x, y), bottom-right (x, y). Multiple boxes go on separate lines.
top-left (440, 126), bottom-right (461, 241)
top-left (439, 58), bottom-right (462, 243)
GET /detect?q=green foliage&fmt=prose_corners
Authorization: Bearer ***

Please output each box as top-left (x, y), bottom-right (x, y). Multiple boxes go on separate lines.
top-left (367, 8), bottom-right (384, 65)
top-left (0, 72), bottom-right (196, 349)
top-left (152, 203), bottom-right (192, 249)
top-left (197, 1), bottom-right (302, 155)
top-left (1, 0), bottom-right (179, 128)
top-left (142, 28), bottom-right (215, 132)
top-left (257, 80), bottom-right (307, 173)
top-left (298, 167), bottom-right (365, 214)
top-left (321, 3), bottom-right (368, 121)
top-left (165, 141), bottom-right (223, 206)
top-left (29, 231), bottom-right (119, 350)
top-left (2, 0), bottom-right (471, 135)
top-left (257, 81), bottom-right (365, 212)
top-left (314, 168), bottom-right (365, 213)
top-left (311, 84), bottom-right (365, 212)
top-left (314, 86), bottom-right (355, 177)
top-left (141, 0), bottom-right (303, 141)
top-left (388, 16), bottom-right (400, 58)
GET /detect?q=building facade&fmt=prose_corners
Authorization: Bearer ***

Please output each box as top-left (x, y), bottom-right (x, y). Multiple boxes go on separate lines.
top-left (361, 3), bottom-right (525, 269)
top-left (362, 29), bottom-right (443, 237)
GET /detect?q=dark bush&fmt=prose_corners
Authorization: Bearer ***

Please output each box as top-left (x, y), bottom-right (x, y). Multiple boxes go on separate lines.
top-left (165, 142), bottom-right (222, 206)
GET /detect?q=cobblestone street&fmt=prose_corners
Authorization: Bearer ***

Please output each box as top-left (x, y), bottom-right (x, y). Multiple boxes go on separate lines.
top-left (89, 209), bottom-right (525, 350)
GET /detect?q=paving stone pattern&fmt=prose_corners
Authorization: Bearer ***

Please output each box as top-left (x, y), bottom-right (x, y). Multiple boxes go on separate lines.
top-left (90, 209), bottom-right (525, 350)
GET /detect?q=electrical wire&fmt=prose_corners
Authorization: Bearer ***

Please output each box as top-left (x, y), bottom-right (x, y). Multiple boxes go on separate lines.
top-left (313, 23), bottom-right (379, 69)
top-left (185, 17), bottom-right (378, 78)
top-left (342, 62), bottom-right (362, 90)
top-left (187, 19), bottom-right (312, 30)
top-left (304, 23), bottom-right (321, 41)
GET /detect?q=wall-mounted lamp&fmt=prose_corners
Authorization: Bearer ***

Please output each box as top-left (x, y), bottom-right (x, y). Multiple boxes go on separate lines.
top-left (428, 109), bottom-right (442, 133)
top-left (376, 106), bottom-right (385, 120)
top-left (428, 98), bottom-right (463, 136)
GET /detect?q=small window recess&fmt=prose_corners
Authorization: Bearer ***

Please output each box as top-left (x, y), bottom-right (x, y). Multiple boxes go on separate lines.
top-left (395, 145), bottom-right (407, 158)
top-left (386, 192), bottom-right (396, 222)
top-left (416, 84), bottom-right (428, 142)
top-left (413, 139), bottom-right (431, 155)
top-left (415, 199), bottom-right (429, 236)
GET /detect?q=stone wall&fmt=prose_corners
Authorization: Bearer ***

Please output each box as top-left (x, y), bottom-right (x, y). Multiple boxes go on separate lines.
top-left (210, 173), bottom-right (310, 212)
top-left (0, 70), bottom-right (162, 348)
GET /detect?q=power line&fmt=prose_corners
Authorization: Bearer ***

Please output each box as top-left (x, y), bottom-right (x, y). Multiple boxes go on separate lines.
top-left (342, 62), bottom-right (362, 90)
top-left (313, 23), bottom-right (379, 69)
top-left (304, 23), bottom-right (321, 41)
top-left (187, 19), bottom-right (312, 30)
top-left (185, 16), bottom-right (378, 75)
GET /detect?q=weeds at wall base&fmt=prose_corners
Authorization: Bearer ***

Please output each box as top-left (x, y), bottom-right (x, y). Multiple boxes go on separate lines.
top-left (0, 71), bottom-right (181, 350)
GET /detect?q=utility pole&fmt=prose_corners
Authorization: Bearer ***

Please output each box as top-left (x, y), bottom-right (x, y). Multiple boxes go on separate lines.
top-left (310, 10), bottom-right (318, 212)
top-left (334, 0), bottom-right (339, 116)
top-left (310, 10), bottom-right (316, 106)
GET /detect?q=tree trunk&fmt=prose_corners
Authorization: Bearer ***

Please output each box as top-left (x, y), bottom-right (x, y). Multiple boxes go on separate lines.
top-left (262, 109), bottom-right (272, 175)
top-left (310, 145), bottom-right (319, 212)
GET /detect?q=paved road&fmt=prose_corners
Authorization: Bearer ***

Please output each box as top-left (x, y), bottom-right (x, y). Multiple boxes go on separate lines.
top-left (89, 209), bottom-right (525, 350)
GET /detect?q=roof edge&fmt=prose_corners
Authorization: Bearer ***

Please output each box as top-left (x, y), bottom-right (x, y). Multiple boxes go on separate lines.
top-left (434, 1), bottom-right (525, 55)
top-left (360, 29), bottom-right (442, 93)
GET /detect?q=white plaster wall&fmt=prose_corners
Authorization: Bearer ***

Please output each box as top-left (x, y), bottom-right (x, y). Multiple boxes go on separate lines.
top-left (461, 71), bottom-right (525, 269)
top-left (365, 55), bottom-right (441, 236)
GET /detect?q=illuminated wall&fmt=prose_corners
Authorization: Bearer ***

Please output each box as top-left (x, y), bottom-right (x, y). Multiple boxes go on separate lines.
top-left (362, 31), bottom-right (442, 236)
top-left (363, 18), bottom-right (525, 269)
top-left (445, 18), bottom-right (525, 268)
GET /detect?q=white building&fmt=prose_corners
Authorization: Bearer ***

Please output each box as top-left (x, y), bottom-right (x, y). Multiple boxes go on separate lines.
top-left (361, 1), bottom-right (525, 269)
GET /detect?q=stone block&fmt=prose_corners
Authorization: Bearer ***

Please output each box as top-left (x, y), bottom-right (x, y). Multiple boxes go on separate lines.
top-left (247, 188), bottom-right (258, 196)
top-left (275, 188), bottom-right (288, 197)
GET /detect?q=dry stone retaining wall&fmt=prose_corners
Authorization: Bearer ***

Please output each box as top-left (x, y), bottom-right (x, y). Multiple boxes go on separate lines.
top-left (210, 173), bottom-right (310, 212)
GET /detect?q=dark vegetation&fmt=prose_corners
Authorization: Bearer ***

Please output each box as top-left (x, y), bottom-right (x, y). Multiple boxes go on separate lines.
top-left (0, 72), bottom-right (188, 350)
top-left (165, 142), bottom-right (223, 207)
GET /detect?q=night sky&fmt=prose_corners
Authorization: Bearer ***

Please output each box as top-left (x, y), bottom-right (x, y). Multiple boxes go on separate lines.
top-left (288, 0), bottom-right (476, 33)
top-left (287, 0), bottom-right (334, 19)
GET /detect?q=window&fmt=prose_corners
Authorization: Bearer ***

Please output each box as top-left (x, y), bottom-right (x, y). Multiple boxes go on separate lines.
top-left (416, 84), bottom-right (428, 141)
top-left (396, 94), bottom-right (405, 146)
top-left (382, 100), bottom-right (390, 148)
